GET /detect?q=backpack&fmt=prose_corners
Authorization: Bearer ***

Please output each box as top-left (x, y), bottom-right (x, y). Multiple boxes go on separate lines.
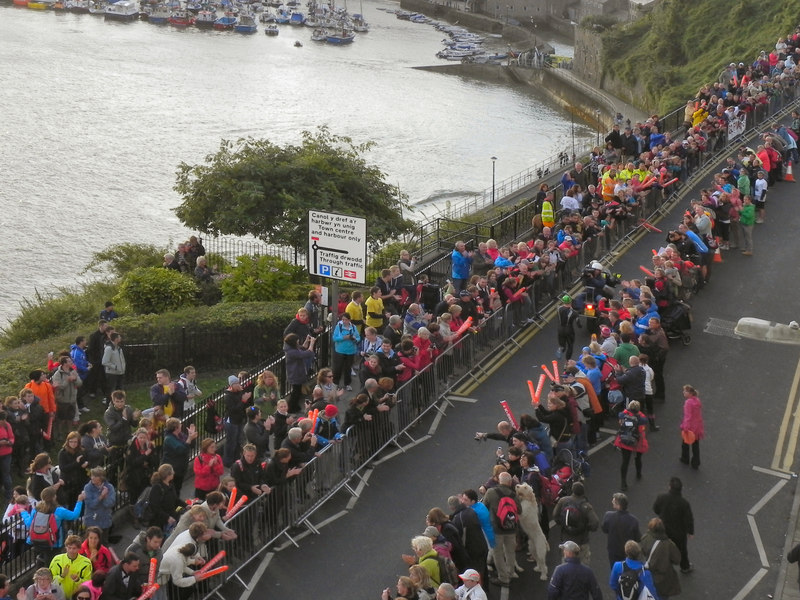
top-left (134, 486), bottom-right (153, 521)
top-left (430, 552), bottom-right (459, 586)
top-left (617, 412), bottom-right (640, 447)
top-left (618, 563), bottom-right (643, 600)
top-left (496, 493), bottom-right (519, 531)
top-left (560, 501), bottom-right (587, 535)
top-left (524, 441), bottom-right (551, 473)
top-left (29, 509), bottom-right (58, 547)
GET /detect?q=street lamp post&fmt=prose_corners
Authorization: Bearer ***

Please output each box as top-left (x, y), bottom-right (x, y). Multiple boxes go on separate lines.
top-left (491, 156), bottom-right (497, 204)
top-left (595, 108), bottom-right (601, 147)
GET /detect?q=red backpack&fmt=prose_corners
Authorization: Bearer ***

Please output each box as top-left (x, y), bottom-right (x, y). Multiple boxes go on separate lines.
top-left (496, 494), bottom-right (519, 530)
top-left (29, 509), bottom-right (58, 547)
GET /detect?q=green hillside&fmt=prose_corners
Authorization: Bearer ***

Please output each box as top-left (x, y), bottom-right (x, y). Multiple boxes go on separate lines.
top-left (600, 0), bottom-right (799, 113)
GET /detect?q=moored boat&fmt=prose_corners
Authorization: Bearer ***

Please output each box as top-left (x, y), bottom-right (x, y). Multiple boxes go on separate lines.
top-left (88, 0), bottom-right (106, 14)
top-left (147, 3), bottom-right (169, 22)
top-left (194, 6), bottom-right (216, 27)
top-left (310, 27), bottom-right (326, 41)
top-left (168, 8), bottom-right (194, 25)
top-left (26, 0), bottom-right (48, 9)
top-left (12, 0), bottom-right (29, 8)
top-left (288, 9), bottom-right (304, 25)
top-left (66, 0), bottom-right (89, 12)
top-left (234, 12), bottom-right (256, 32)
top-left (104, 0), bottom-right (137, 19)
top-left (264, 23), bottom-right (278, 35)
top-left (326, 26), bottom-right (353, 44)
top-left (213, 11), bottom-right (237, 29)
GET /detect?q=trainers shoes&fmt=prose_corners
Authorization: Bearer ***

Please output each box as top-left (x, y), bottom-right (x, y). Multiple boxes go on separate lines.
top-left (80, 407), bottom-right (91, 413)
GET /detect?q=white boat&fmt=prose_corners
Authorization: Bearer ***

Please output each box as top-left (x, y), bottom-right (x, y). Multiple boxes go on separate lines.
top-left (88, 0), bottom-right (106, 14)
top-left (264, 23), bottom-right (279, 34)
top-left (310, 27), bottom-right (326, 41)
top-left (105, 0), bottom-right (138, 19)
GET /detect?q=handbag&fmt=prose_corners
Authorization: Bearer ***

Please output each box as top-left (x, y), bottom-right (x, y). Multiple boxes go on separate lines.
top-left (681, 429), bottom-right (696, 444)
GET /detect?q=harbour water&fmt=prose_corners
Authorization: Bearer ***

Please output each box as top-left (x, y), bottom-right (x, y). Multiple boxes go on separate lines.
top-left (0, 1), bottom-right (589, 324)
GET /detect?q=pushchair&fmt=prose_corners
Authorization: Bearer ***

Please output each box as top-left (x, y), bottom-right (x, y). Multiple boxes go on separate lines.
top-left (660, 300), bottom-right (692, 346)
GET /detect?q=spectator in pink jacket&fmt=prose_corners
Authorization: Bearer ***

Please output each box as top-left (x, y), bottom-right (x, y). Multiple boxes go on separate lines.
top-left (680, 385), bottom-right (704, 469)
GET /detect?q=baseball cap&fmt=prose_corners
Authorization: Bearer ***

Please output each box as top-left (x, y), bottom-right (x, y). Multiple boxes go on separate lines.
top-left (423, 526), bottom-right (439, 538)
top-left (601, 326), bottom-right (611, 338)
top-left (324, 404), bottom-right (338, 418)
top-left (459, 569), bottom-right (481, 582)
top-left (459, 290), bottom-right (471, 297)
top-left (561, 294), bottom-right (572, 304)
top-left (228, 375), bottom-right (240, 386)
top-left (559, 540), bottom-right (580, 553)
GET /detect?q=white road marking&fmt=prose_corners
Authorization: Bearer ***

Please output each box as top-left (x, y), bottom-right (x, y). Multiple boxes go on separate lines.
top-left (447, 395), bottom-right (480, 403)
top-left (373, 435), bottom-right (431, 465)
top-left (346, 468), bottom-right (374, 510)
top-left (752, 465), bottom-right (793, 479)
top-left (731, 567), bottom-right (769, 600)
top-left (238, 553), bottom-right (273, 600)
top-left (747, 514), bottom-right (770, 568)
top-left (749, 479), bottom-right (788, 515)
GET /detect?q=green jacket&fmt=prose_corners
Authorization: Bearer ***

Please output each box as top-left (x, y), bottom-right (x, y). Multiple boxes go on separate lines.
top-left (739, 203), bottom-right (756, 226)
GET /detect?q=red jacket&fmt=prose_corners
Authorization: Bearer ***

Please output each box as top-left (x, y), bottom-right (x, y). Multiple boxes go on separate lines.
top-left (0, 422), bottom-right (13, 457)
top-left (193, 452), bottom-right (224, 492)
top-left (25, 381), bottom-right (55, 414)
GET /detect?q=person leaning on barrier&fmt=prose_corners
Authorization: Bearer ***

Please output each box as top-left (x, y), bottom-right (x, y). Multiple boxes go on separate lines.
top-left (158, 542), bottom-right (202, 600)
top-left (163, 492), bottom-right (236, 552)
top-left (167, 522), bottom-right (214, 565)
top-left (281, 427), bottom-right (319, 468)
top-left (125, 526), bottom-right (164, 579)
top-left (264, 448), bottom-right (303, 488)
top-left (100, 553), bottom-right (142, 600)
top-left (231, 444), bottom-right (271, 501)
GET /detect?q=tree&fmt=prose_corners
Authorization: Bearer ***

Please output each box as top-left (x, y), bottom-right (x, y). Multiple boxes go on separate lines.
top-left (173, 127), bottom-right (414, 252)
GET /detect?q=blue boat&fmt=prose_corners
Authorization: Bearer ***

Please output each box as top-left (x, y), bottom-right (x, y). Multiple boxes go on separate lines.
top-left (234, 12), bottom-right (257, 33)
top-left (274, 6), bottom-right (290, 23)
top-left (326, 27), bottom-right (354, 44)
top-left (288, 10), bottom-right (304, 25)
top-left (213, 11), bottom-right (237, 29)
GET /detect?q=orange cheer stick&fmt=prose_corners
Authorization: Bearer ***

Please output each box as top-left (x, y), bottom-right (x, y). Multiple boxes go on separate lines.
top-left (551, 361), bottom-right (560, 384)
top-left (534, 374), bottom-right (546, 405)
top-left (196, 565), bottom-right (229, 581)
top-left (224, 495), bottom-right (248, 521)
top-left (135, 584), bottom-right (160, 600)
top-left (639, 265), bottom-right (655, 278)
top-left (42, 415), bottom-right (53, 441)
top-left (540, 364), bottom-right (555, 383)
top-left (198, 550), bottom-right (226, 574)
top-left (226, 487), bottom-right (237, 514)
top-left (148, 558), bottom-right (157, 586)
top-left (527, 380), bottom-right (536, 405)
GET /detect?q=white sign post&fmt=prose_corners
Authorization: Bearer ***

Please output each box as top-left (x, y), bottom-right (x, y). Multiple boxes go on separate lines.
top-left (308, 210), bottom-right (368, 284)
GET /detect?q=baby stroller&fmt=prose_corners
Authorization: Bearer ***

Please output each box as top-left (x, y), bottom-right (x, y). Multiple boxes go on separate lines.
top-left (539, 448), bottom-right (590, 508)
top-left (660, 300), bottom-right (692, 346)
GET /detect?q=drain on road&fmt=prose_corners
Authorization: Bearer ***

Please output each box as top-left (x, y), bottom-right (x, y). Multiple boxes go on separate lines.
top-left (703, 317), bottom-right (741, 339)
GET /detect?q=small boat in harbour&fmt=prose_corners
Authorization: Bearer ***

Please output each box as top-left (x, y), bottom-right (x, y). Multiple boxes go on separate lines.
top-left (147, 3), bottom-right (169, 22)
top-left (88, 0), bottom-right (106, 15)
top-left (234, 12), bottom-right (257, 33)
top-left (12, 0), bottom-right (29, 8)
top-left (27, 0), bottom-right (50, 9)
top-left (310, 27), bottom-right (327, 41)
top-left (326, 26), bottom-right (354, 44)
top-left (168, 8), bottom-right (194, 25)
top-left (105, 0), bottom-right (138, 19)
top-left (66, 0), bottom-right (90, 12)
top-left (264, 23), bottom-right (279, 35)
top-left (213, 11), bottom-right (237, 29)
top-left (194, 6), bottom-right (216, 27)
top-left (288, 9), bottom-right (304, 25)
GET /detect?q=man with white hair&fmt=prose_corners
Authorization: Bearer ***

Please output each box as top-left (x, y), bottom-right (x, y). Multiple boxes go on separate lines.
top-left (436, 583), bottom-right (457, 600)
top-left (404, 304), bottom-right (431, 336)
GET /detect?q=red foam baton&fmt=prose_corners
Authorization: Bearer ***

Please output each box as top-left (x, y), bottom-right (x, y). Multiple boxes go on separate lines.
top-left (135, 584), bottom-right (160, 600)
top-left (454, 316), bottom-right (473, 339)
top-left (148, 558), bottom-right (157, 587)
top-left (42, 415), bottom-right (53, 441)
top-left (527, 380), bottom-right (536, 406)
top-left (224, 496), bottom-right (248, 521)
top-left (499, 400), bottom-right (519, 430)
top-left (534, 374), bottom-right (546, 405)
top-left (551, 361), bottom-right (560, 384)
top-left (198, 550), bottom-right (226, 574)
top-left (661, 177), bottom-right (679, 187)
top-left (540, 364), bottom-right (555, 383)
top-left (639, 265), bottom-right (655, 278)
top-left (196, 565), bottom-right (229, 581)
top-left (226, 488), bottom-right (237, 514)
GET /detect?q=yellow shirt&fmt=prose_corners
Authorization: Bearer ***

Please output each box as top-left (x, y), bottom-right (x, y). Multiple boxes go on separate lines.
top-left (364, 296), bottom-right (384, 328)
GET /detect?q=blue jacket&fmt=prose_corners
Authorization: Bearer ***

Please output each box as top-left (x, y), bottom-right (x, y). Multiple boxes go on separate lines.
top-left (83, 481), bottom-right (116, 529)
top-left (471, 501), bottom-right (495, 549)
top-left (548, 557), bottom-right (603, 600)
top-left (284, 343), bottom-right (315, 385)
top-left (609, 558), bottom-right (660, 600)
top-left (451, 249), bottom-right (473, 279)
top-left (684, 229), bottom-right (708, 254)
top-left (22, 502), bottom-right (83, 548)
top-left (69, 345), bottom-right (90, 379)
top-left (332, 321), bottom-right (360, 355)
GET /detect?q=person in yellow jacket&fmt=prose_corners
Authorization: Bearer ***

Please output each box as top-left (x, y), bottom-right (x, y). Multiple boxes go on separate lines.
top-left (50, 535), bottom-right (93, 599)
top-left (541, 198), bottom-right (555, 228)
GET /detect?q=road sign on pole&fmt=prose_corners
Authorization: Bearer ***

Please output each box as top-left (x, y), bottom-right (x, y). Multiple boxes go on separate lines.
top-left (308, 210), bottom-right (368, 284)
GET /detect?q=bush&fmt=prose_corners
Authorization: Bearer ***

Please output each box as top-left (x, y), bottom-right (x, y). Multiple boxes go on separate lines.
top-left (82, 243), bottom-right (166, 279)
top-left (116, 267), bottom-right (199, 314)
top-left (0, 281), bottom-right (120, 349)
top-left (220, 255), bottom-right (307, 303)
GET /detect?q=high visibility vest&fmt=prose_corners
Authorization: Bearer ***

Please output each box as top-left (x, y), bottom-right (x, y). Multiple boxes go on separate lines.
top-left (601, 176), bottom-right (616, 202)
top-left (541, 201), bottom-right (555, 227)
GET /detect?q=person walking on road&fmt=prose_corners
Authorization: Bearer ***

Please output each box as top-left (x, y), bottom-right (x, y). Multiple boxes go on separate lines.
top-left (547, 540), bottom-right (603, 600)
top-left (556, 295), bottom-right (578, 360)
top-left (551, 482), bottom-right (600, 564)
top-left (613, 401), bottom-right (649, 492)
top-left (602, 493), bottom-right (641, 568)
top-left (679, 385), bottom-right (704, 469)
top-left (653, 477), bottom-right (695, 574)
top-left (609, 541), bottom-right (660, 600)
top-left (482, 472), bottom-right (519, 588)
top-left (640, 517), bottom-right (681, 599)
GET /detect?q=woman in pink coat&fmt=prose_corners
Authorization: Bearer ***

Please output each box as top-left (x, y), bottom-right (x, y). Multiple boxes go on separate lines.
top-left (680, 385), bottom-right (704, 469)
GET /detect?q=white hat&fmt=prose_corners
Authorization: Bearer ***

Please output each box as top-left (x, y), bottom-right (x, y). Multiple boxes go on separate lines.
top-left (459, 569), bottom-right (481, 582)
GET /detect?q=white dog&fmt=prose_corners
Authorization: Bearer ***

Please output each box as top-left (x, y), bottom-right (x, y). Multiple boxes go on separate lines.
top-left (515, 482), bottom-right (550, 580)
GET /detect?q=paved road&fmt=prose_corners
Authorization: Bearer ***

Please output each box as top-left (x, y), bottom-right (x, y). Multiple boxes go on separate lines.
top-left (226, 165), bottom-right (800, 599)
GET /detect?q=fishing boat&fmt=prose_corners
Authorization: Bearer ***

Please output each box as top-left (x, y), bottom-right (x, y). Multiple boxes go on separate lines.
top-left (66, 0), bottom-right (90, 12)
top-left (146, 3), bottom-right (168, 21)
top-left (27, 0), bottom-right (50, 9)
top-left (264, 23), bottom-right (278, 34)
top-left (352, 12), bottom-right (368, 32)
top-left (326, 26), bottom-right (354, 44)
top-left (53, 1), bottom-right (68, 11)
top-left (258, 8), bottom-right (274, 22)
top-left (274, 5), bottom-right (290, 23)
top-left (168, 8), bottom-right (194, 25)
top-left (234, 12), bottom-right (257, 32)
top-left (88, 0), bottom-right (106, 14)
top-left (310, 27), bottom-right (326, 41)
top-left (288, 9), bottom-right (304, 25)
top-left (105, 0), bottom-right (137, 19)
top-left (12, 0), bottom-right (28, 8)
top-left (194, 6), bottom-right (216, 27)
top-left (213, 10), bottom-right (237, 29)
